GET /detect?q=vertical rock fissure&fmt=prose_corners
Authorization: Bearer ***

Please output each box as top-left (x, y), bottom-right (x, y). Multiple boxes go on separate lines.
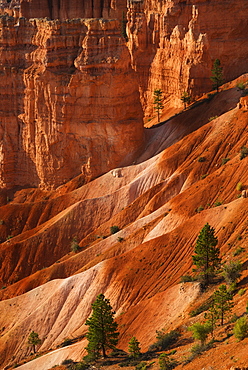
top-left (47, 0), bottom-right (53, 19)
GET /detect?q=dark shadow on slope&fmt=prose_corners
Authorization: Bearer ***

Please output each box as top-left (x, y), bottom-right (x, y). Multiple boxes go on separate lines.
top-left (137, 87), bottom-right (243, 164)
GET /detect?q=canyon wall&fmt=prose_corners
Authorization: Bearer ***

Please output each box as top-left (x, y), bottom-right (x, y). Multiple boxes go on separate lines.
top-left (0, 15), bottom-right (144, 189)
top-left (19, 0), bottom-right (127, 20)
top-left (127, 0), bottom-right (248, 117)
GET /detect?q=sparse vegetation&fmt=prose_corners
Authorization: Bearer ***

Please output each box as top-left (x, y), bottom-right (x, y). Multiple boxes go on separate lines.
top-left (208, 116), bottom-right (218, 122)
top-left (233, 246), bottom-right (245, 256)
top-left (181, 91), bottom-right (191, 110)
top-left (148, 330), bottom-right (180, 352)
top-left (240, 146), bottom-right (248, 160)
top-left (213, 200), bottom-right (222, 207)
top-left (188, 322), bottom-right (212, 345)
top-left (210, 59), bottom-right (224, 92)
top-left (222, 260), bottom-right (242, 285)
top-left (212, 284), bottom-right (234, 326)
top-left (153, 89), bottom-right (164, 123)
top-left (180, 274), bottom-right (194, 283)
top-left (236, 82), bottom-right (246, 90)
top-left (196, 205), bottom-right (204, 213)
top-left (236, 182), bottom-right (243, 191)
top-left (158, 353), bottom-right (177, 370)
top-left (27, 331), bottom-right (41, 353)
top-left (110, 225), bottom-right (120, 234)
top-left (198, 157), bottom-right (206, 162)
top-left (71, 237), bottom-right (80, 253)
top-left (221, 158), bottom-right (230, 165)
top-left (118, 237), bottom-right (124, 242)
top-left (128, 336), bottom-right (141, 358)
top-left (233, 317), bottom-right (248, 341)
top-left (238, 288), bottom-right (246, 296)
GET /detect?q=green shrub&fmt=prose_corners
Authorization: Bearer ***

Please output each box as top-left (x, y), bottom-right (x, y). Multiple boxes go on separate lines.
top-left (188, 322), bottom-right (212, 345)
top-left (201, 174), bottom-right (208, 179)
top-left (62, 359), bottom-right (74, 365)
top-left (240, 146), bottom-right (248, 160)
top-left (71, 237), bottom-right (80, 253)
top-left (221, 158), bottom-right (230, 165)
top-left (198, 157), bottom-right (206, 163)
top-left (196, 205), bottom-right (204, 213)
top-left (233, 317), bottom-right (248, 341)
top-left (222, 260), bottom-right (242, 285)
top-left (213, 200), bottom-right (222, 207)
top-left (236, 182), bottom-right (243, 191)
top-left (238, 288), bottom-right (246, 296)
top-left (236, 82), bottom-right (246, 90)
top-left (110, 225), bottom-right (120, 234)
top-left (118, 237), bottom-right (124, 242)
top-left (61, 338), bottom-right (73, 347)
top-left (135, 362), bottom-right (148, 370)
top-left (233, 246), bottom-right (245, 256)
top-left (208, 116), bottom-right (218, 122)
top-left (180, 275), bottom-right (194, 283)
top-left (148, 330), bottom-right (180, 352)
top-left (158, 353), bottom-right (177, 370)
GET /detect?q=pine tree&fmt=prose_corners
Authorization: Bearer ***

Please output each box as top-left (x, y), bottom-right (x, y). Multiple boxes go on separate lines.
top-left (128, 336), bottom-right (141, 358)
top-left (27, 331), bottom-right (41, 353)
top-left (84, 294), bottom-right (119, 361)
top-left (212, 284), bottom-right (234, 325)
top-left (210, 59), bottom-right (224, 92)
top-left (192, 223), bottom-right (221, 287)
top-left (153, 89), bottom-right (163, 123)
top-left (181, 91), bottom-right (191, 110)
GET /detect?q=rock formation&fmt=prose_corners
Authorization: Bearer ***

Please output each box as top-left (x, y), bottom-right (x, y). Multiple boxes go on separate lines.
top-left (20, 0), bottom-right (127, 20)
top-left (0, 0), bottom-right (247, 189)
top-left (0, 16), bottom-right (144, 189)
top-left (127, 0), bottom-right (248, 117)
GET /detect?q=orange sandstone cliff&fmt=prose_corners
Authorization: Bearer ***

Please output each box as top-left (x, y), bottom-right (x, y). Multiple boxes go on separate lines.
top-left (0, 1), bottom-right (247, 370)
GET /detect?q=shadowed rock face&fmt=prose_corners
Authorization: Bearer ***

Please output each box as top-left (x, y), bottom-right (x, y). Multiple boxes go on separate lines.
top-left (20, 0), bottom-right (127, 20)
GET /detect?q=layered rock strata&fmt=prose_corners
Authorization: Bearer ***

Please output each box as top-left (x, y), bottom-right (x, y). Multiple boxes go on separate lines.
top-left (0, 16), bottom-right (144, 189)
top-left (20, 0), bottom-right (127, 20)
top-left (127, 0), bottom-right (248, 117)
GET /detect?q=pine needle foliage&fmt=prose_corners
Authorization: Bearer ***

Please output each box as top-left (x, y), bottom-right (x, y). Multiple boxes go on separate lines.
top-left (210, 59), bottom-right (224, 92)
top-left (84, 294), bottom-right (119, 361)
top-left (212, 284), bottom-right (234, 325)
top-left (27, 331), bottom-right (41, 353)
top-left (192, 223), bottom-right (221, 287)
top-left (153, 89), bottom-right (163, 123)
top-left (128, 336), bottom-right (141, 358)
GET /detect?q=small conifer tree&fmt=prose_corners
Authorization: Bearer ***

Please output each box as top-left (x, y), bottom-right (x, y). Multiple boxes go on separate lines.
top-left (212, 284), bottom-right (234, 325)
top-left (210, 59), bottom-right (224, 92)
top-left (153, 89), bottom-right (164, 123)
top-left (27, 331), bottom-right (41, 353)
top-left (128, 336), bottom-right (141, 358)
top-left (192, 223), bottom-right (221, 287)
top-left (181, 91), bottom-right (191, 109)
top-left (84, 294), bottom-right (119, 361)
